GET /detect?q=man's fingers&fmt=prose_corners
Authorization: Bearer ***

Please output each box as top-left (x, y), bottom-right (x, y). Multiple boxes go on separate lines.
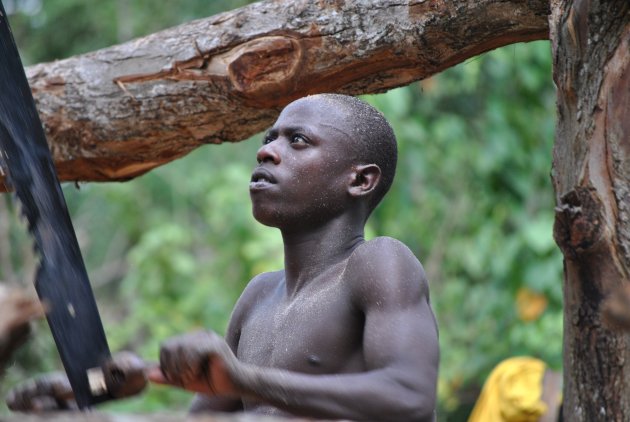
top-left (147, 366), bottom-right (213, 395)
top-left (8, 394), bottom-right (76, 412)
top-left (146, 366), bottom-right (168, 385)
top-left (159, 335), bottom-right (207, 386)
top-left (5, 372), bottom-right (75, 412)
top-left (5, 388), bottom-right (22, 410)
top-left (181, 347), bottom-right (207, 386)
top-left (102, 352), bottom-right (149, 399)
top-left (5, 295), bottom-right (46, 329)
top-left (36, 373), bottom-right (73, 398)
top-left (6, 384), bottom-right (39, 411)
top-left (31, 396), bottom-right (59, 412)
top-left (155, 330), bottom-right (238, 396)
top-left (159, 345), bottom-right (184, 386)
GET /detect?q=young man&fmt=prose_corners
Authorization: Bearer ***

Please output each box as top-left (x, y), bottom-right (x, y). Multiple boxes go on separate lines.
top-left (7, 94), bottom-right (439, 421)
top-left (149, 94), bottom-right (439, 421)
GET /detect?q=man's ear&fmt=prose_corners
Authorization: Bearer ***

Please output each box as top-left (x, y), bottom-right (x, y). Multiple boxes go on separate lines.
top-left (348, 164), bottom-right (381, 198)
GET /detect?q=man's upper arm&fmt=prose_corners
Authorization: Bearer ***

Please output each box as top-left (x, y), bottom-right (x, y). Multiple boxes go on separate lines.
top-left (348, 237), bottom-right (439, 404)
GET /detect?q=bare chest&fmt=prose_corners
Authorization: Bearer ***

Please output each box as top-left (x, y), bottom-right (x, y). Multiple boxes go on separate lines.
top-left (236, 277), bottom-right (364, 374)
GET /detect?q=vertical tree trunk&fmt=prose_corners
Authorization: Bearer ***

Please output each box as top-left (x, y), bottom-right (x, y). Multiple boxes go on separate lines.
top-left (550, 0), bottom-right (630, 420)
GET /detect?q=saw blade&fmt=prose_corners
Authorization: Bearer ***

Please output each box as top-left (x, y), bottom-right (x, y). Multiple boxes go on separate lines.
top-left (0, 2), bottom-right (113, 409)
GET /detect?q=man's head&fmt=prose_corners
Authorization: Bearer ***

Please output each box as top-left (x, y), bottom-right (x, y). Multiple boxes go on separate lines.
top-left (308, 94), bottom-right (398, 212)
top-left (250, 94), bottom-right (397, 228)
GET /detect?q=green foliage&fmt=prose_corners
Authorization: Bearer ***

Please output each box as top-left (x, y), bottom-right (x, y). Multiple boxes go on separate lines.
top-left (7, 0), bottom-right (253, 65)
top-left (1, 2), bottom-right (561, 420)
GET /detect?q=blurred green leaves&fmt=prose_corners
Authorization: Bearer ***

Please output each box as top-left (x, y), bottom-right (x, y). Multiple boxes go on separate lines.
top-left (8, 0), bottom-right (254, 65)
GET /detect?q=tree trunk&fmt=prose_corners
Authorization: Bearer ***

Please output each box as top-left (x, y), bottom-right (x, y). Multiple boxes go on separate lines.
top-left (550, 0), bottom-right (630, 420)
top-left (0, 0), bottom-right (548, 189)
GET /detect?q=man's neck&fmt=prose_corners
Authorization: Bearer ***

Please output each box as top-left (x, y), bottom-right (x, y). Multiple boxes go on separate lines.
top-left (280, 214), bottom-right (365, 296)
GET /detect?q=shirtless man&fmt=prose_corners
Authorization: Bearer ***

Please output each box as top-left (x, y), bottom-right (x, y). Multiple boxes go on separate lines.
top-left (7, 94), bottom-right (439, 421)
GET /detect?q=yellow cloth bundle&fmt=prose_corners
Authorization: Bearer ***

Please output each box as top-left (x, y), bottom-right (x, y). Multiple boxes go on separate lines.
top-left (468, 357), bottom-right (548, 422)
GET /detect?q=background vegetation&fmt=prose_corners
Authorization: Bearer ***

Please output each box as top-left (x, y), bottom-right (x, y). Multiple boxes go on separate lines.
top-left (0, 0), bottom-right (562, 419)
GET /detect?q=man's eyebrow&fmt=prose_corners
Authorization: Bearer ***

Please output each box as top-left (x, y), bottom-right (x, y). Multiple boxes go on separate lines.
top-left (266, 123), bottom-right (352, 141)
top-left (283, 125), bottom-right (311, 133)
top-left (267, 125), bottom-right (311, 136)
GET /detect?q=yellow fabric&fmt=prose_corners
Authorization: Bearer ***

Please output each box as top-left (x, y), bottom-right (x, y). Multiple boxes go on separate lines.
top-left (516, 288), bottom-right (548, 322)
top-left (468, 357), bottom-right (548, 422)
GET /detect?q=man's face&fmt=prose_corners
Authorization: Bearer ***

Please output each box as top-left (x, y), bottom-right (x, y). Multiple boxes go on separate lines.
top-left (249, 97), bottom-right (357, 229)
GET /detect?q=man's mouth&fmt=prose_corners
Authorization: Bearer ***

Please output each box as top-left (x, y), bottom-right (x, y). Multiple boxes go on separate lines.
top-left (250, 168), bottom-right (277, 189)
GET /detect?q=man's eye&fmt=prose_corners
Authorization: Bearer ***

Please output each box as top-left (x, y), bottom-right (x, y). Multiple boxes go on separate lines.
top-left (291, 134), bottom-right (308, 144)
top-left (262, 136), bottom-right (273, 145)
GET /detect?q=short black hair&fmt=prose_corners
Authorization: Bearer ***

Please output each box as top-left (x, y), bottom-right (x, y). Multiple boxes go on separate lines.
top-left (306, 93), bottom-right (398, 213)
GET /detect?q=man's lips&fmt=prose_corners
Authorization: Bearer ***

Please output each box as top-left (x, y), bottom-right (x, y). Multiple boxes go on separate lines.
top-left (250, 167), bottom-right (277, 190)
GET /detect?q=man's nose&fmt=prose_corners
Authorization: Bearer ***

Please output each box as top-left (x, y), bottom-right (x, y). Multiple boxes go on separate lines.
top-left (256, 142), bottom-right (281, 164)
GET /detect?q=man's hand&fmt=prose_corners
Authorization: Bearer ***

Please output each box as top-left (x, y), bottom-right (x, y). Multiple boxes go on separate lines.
top-left (0, 286), bottom-right (46, 370)
top-left (101, 351), bottom-right (148, 399)
top-left (5, 351), bottom-right (148, 412)
top-left (0, 287), bottom-right (45, 335)
top-left (148, 330), bottom-right (240, 398)
top-left (5, 371), bottom-right (76, 412)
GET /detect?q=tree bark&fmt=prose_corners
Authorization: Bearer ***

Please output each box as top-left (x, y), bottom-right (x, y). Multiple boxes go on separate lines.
top-left (0, 0), bottom-right (548, 189)
top-left (550, 0), bottom-right (630, 420)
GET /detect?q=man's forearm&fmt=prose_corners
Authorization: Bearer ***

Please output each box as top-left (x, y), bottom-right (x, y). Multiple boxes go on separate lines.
top-left (232, 364), bottom-right (435, 422)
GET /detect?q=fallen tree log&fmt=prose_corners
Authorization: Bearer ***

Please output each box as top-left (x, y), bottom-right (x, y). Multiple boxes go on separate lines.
top-left (0, 0), bottom-right (548, 189)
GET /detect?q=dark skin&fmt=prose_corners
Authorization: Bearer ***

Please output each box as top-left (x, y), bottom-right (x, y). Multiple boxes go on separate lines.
top-left (6, 96), bottom-right (439, 421)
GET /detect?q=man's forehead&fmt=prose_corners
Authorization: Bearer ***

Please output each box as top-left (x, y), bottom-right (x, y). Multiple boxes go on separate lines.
top-left (274, 97), bottom-right (352, 133)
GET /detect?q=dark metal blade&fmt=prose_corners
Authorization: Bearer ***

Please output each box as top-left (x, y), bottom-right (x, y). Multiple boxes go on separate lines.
top-left (0, 2), bottom-right (112, 409)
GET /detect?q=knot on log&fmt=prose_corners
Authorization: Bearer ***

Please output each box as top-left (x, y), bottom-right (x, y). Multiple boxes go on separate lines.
top-left (553, 186), bottom-right (605, 259)
top-left (225, 36), bottom-right (303, 104)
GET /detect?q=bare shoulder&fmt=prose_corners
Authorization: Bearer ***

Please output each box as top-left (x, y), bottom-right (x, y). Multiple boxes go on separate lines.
top-left (346, 236), bottom-right (429, 307)
top-left (241, 270), bottom-right (283, 301)
top-left (230, 270), bottom-right (283, 325)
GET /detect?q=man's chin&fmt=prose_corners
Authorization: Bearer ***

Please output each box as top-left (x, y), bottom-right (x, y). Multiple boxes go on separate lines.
top-left (251, 207), bottom-right (282, 228)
